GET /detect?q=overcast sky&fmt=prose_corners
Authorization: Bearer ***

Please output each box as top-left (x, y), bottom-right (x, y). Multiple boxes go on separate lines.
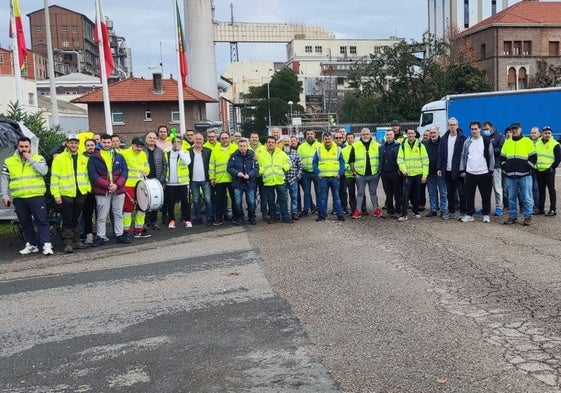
top-left (2, 1), bottom-right (428, 80)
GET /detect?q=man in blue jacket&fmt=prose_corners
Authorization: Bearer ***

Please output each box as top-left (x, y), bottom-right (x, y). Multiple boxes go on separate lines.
top-left (437, 117), bottom-right (467, 219)
top-left (227, 139), bottom-right (259, 225)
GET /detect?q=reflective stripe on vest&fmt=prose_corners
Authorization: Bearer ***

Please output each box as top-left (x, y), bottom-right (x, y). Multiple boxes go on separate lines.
top-left (5, 153), bottom-right (46, 198)
top-left (50, 151), bottom-right (90, 198)
top-left (165, 151), bottom-right (190, 183)
top-left (398, 141), bottom-right (427, 176)
top-left (258, 149), bottom-right (290, 186)
top-left (122, 148), bottom-right (149, 187)
top-left (297, 141), bottom-right (320, 172)
top-left (352, 140), bottom-right (380, 175)
top-left (341, 144), bottom-right (354, 177)
top-left (317, 144), bottom-right (340, 177)
top-left (210, 144), bottom-right (237, 183)
top-left (535, 138), bottom-right (559, 171)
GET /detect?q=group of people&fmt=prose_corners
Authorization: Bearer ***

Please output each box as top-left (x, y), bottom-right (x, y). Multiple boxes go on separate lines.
top-left (1, 119), bottom-right (557, 256)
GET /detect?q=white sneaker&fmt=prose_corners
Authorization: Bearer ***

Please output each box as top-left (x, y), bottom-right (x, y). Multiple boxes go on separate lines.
top-left (19, 242), bottom-right (39, 255)
top-left (43, 242), bottom-right (54, 255)
top-left (184, 221), bottom-right (193, 228)
top-left (461, 215), bottom-right (475, 222)
top-left (413, 214), bottom-right (421, 219)
top-left (168, 220), bottom-right (176, 229)
top-left (85, 233), bottom-right (94, 244)
top-left (482, 215), bottom-right (491, 223)
top-left (397, 215), bottom-right (408, 222)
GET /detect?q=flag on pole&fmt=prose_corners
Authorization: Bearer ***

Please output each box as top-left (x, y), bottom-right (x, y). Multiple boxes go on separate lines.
top-left (176, 0), bottom-right (188, 88)
top-left (9, 0), bottom-right (27, 69)
top-left (94, 0), bottom-right (114, 78)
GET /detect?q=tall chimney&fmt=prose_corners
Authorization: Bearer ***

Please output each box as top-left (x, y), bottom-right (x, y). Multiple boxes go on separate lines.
top-left (152, 73), bottom-right (163, 94)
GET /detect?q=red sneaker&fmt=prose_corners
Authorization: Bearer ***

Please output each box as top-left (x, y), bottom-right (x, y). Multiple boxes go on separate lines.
top-left (352, 209), bottom-right (361, 219)
top-left (374, 207), bottom-right (382, 217)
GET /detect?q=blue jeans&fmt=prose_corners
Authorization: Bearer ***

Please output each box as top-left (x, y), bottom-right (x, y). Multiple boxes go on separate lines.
top-left (427, 173), bottom-right (448, 213)
top-left (506, 176), bottom-right (533, 219)
top-left (301, 171), bottom-right (319, 213)
top-left (318, 176), bottom-right (342, 218)
top-left (265, 184), bottom-right (290, 221)
top-left (191, 180), bottom-right (213, 222)
top-left (233, 188), bottom-right (256, 222)
top-left (288, 181), bottom-right (299, 214)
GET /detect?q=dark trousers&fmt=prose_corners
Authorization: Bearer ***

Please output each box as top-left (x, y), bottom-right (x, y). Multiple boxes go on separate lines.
top-left (14, 196), bottom-right (51, 246)
top-left (265, 184), bottom-right (290, 221)
top-left (165, 184), bottom-right (191, 222)
top-left (82, 192), bottom-right (96, 235)
top-left (537, 169), bottom-right (556, 212)
top-left (402, 175), bottom-right (422, 215)
top-left (345, 176), bottom-right (357, 212)
top-left (214, 182), bottom-right (233, 223)
top-left (465, 173), bottom-right (493, 215)
top-left (381, 171), bottom-right (402, 215)
top-left (61, 195), bottom-right (85, 245)
top-left (445, 172), bottom-right (467, 214)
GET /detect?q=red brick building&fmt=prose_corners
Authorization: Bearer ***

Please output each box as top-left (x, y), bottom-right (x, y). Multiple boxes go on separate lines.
top-left (0, 47), bottom-right (48, 80)
top-left (458, 1), bottom-right (561, 91)
top-left (73, 74), bottom-right (216, 140)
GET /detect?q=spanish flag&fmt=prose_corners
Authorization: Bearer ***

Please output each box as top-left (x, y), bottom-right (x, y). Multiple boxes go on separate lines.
top-left (9, 0), bottom-right (27, 69)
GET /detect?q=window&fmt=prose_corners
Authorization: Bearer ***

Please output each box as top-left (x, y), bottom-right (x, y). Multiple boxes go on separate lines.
top-left (523, 41), bottom-right (531, 56)
top-left (62, 40), bottom-right (69, 48)
top-left (549, 41), bottom-right (560, 56)
top-left (72, 25), bottom-right (78, 34)
top-left (112, 107), bottom-right (124, 124)
top-left (337, 77), bottom-right (345, 85)
top-left (62, 25), bottom-right (67, 33)
top-left (74, 41), bottom-right (79, 48)
top-left (349, 46), bottom-right (357, 55)
top-left (503, 41), bottom-right (512, 56)
top-left (480, 44), bottom-right (486, 59)
top-left (518, 67), bottom-right (527, 89)
top-left (28, 93), bottom-right (34, 106)
top-left (373, 46), bottom-right (382, 54)
top-left (0, 54), bottom-right (3, 64)
top-left (507, 67), bottom-right (516, 90)
top-left (305, 46), bottom-right (312, 53)
top-left (513, 41), bottom-right (521, 56)
top-left (340, 46), bottom-right (347, 55)
top-left (144, 110), bottom-right (152, 121)
top-left (171, 106), bottom-right (180, 123)
top-left (314, 46), bottom-right (322, 54)
top-left (35, 26), bottom-right (42, 34)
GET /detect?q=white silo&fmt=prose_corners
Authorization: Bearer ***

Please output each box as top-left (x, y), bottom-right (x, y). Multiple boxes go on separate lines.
top-left (184, 0), bottom-right (219, 122)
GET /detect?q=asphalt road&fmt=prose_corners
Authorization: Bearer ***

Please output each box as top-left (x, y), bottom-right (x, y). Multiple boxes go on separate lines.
top-left (2, 197), bottom-right (561, 392)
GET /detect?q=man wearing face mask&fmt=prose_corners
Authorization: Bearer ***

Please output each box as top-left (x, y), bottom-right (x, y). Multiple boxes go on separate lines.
top-left (482, 121), bottom-right (505, 216)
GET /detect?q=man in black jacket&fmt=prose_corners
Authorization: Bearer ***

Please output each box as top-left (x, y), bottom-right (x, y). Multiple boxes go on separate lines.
top-left (144, 131), bottom-right (167, 229)
top-left (424, 127), bottom-right (448, 218)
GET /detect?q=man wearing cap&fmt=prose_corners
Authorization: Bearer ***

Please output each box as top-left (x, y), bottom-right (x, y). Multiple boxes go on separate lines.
top-left (121, 137), bottom-right (151, 238)
top-left (390, 120), bottom-right (404, 143)
top-left (50, 134), bottom-right (91, 253)
top-left (534, 126), bottom-right (561, 216)
top-left (1, 136), bottom-right (53, 255)
top-left (88, 133), bottom-right (129, 246)
top-left (500, 122), bottom-right (537, 225)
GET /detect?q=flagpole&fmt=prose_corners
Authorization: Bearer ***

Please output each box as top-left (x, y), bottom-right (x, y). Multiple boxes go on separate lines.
top-left (174, 0), bottom-right (186, 137)
top-left (44, 0), bottom-right (59, 127)
top-left (95, 0), bottom-right (113, 135)
top-left (10, 0), bottom-right (23, 105)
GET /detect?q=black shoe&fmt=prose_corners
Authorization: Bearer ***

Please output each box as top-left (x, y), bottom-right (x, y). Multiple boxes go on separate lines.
top-left (267, 219), bottom-right (277, 224)
top-left (92, 237), bottom-right (105, 247)
top-left (249, 220), bottom-right (256, 225)
top-left (193, 218), bottom-right (204, 224)
top-left (316, 216), bottom-right (326, 222)
top-left (503, 218), bottom-right (518, 225)
top-left (523, 217), bottom-right (532, 226)
top-left (311, 204), bottom-right (317, 213)
top-left (233, 220), bottom-right (243, 226)
top-left (262, 214), bottom-right (270, 220)
top-left (298, 211), bottom-right (308, 218)
top-left (291, 213), bottom-right (300, 221)
top-left (282, 219), bottom-right (294, 224)
top-left (116, 234), bottom-right (131, 244)
top-left (224, 215), bottom-right (232, 221)
top-left (545, 210), bottom-right (557, 217)
top-left (534, 209), bottom-right (545, 215)
top-left (337, 216), bottom-right (345, 221)
top-left (72, 242), bottom-right (88, 249)
top-left (425, 211), bottom-right (437, 217)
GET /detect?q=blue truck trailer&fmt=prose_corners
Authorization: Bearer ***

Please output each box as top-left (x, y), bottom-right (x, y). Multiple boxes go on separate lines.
top-left (418, 87), bottom-right (561, 136)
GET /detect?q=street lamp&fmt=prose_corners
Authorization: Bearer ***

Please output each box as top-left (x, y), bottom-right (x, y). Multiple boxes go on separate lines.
top-left (287, 100), bottom-right (293, 134)
top-left (267, 81), bottom-right (271, 128)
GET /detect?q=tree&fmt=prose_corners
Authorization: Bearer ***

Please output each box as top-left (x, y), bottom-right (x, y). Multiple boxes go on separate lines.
top-left (529, 59), bottom-right (561, 88)
top-left (343, 35), bottom-right (492, 123)
top-left (241, 68), bottom-right (303, 137)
